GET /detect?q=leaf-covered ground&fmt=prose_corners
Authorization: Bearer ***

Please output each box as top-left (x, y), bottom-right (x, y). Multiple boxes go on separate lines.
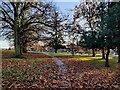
top-left (48, 52), bottom-right (120, 89)
top-left (2, 51), bottom-right (58, 89)
top-left (1, 51), bottom-right (120, 89)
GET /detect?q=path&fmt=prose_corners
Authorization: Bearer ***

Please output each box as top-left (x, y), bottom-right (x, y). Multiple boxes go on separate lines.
top-left (29, 51), bottom-right (69, 87)
top-left (43, 53), bottom-right (67, 74)
top-left (30, 51), bottom-right (67, 73)
top-left (44, 53), bottom-right (69, 87)
top-left (30, 51), bottom-right (68, 87)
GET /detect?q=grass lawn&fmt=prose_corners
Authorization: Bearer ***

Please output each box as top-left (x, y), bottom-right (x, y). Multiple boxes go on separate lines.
top-left (1, 50), bottom-right (120, 89)
top-left (47, 52), bottom-right (116, 63)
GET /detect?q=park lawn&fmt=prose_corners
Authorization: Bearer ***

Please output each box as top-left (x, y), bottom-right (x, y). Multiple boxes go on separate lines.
top-left (2, 50), bottom-right (58, 89)
top-left (47, 52), bottom-right (120, 89)
top-left (47, 52), bottom-right (119, 70)
top-left (1, 50), bottom-right (120, 89)
top-left (47, 52), bottom-right (114, 61)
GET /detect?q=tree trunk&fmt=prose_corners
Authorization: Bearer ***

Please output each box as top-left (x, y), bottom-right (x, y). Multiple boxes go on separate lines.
top-left (92, 48), bottom-right (95, 57)
top-left (21, 45), bottom-right (27, 53)
top-left (71, 48), bottom-right (74, 56)
top-left (55, 48), bottom-right (58, 53)
top-left (22, 47), bottom-right (27, 53)
top-left (117, 46), bottom-right (120, 63)
top-left (13, 10), bottom-right (21, 58)
top-left (102, 48), bottom-right (105, 59)
top-left (20, 44), bottom-right (22, 55)
top-left (105, 48), bottom-right (110, 67)
top-left (14, 30), bottom-right (21, 58)
top-left (88, 20), bottom-right (95, 57)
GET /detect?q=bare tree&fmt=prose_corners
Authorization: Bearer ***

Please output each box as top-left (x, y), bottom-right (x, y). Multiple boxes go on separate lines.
top-left (40, 6), bottom-right (67, 53)
top-left (0, 1), bottom-right (54, 57)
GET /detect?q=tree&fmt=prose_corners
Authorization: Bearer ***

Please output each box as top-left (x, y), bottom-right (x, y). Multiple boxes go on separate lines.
top-left (104, 2), bottom-right (120, 63)
top-left (96, 2), bottom-right (120, 66)
top-left (74, 2), bottom-right (99, 57)
top-left (73, 1), bottom-right (120, 66)
top-left (95, 2), bottom-right (107, 59)
top-left (41, 6), bottom-right (67, 53)
top-left (0, 1), bottom-right (54, 57)
top-left (0, 2), bottom-right (25, 57)
top-left (64, 18), bottom-right (81, 56)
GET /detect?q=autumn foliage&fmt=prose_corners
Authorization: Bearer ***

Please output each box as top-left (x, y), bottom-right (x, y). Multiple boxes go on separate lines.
top-left (1, 51), bottom-right (120, 89)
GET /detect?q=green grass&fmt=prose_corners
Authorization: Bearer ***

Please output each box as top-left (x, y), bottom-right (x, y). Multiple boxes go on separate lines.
top-left (46, 52), bottom-right (119, 67)
top-left (2, 50), bottom-right (118, 62)
top-left (47, 52), bottom-right (73, 56)
top-left (2, 50), bottom-right (119, 66)
top-left (47, 52), bottom-right (115, 60)
top-left (1, 49), bottom-right (15, 52)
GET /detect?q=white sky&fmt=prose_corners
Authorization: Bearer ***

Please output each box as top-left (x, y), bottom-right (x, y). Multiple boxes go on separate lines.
top-left (0, 39), bottom-right (9, 49)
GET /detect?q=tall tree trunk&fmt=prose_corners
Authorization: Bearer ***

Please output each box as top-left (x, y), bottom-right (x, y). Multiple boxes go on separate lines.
top-left (14, 30), bottom-right (21, 58)
top-left (117, 46), bottom-right (120, 63)
top-left (105, 48), bottom-right (110, 67)
top-left (92, 48), bottom-right (95, 57)
top-left (102, 48), bottom-right (105, 59)
top-left (14, 7), bottom-right (21, 58)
